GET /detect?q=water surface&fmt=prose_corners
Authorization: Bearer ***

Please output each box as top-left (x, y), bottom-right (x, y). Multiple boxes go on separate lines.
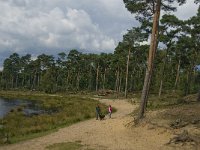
top-left (0, 97), bottom-right (44, 118)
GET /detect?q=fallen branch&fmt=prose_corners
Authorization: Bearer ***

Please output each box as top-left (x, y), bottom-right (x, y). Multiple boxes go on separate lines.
top-left (166, 130), bottom-right (200, 145)
top-left (170, 119), bottom-right (189, 129)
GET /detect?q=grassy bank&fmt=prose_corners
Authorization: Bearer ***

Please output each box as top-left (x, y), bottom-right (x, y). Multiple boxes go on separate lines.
top-left (0, 91), bottom-right (108, 144)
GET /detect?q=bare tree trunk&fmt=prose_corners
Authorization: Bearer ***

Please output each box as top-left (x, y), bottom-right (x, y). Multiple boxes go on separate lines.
top-left (129, 74), bottom-right (133, 92)
top-left (22, 74), bottom-right (25, 87)
top-left (115, 68), bottom-right (120, 98)
top-left (0, 71), bottom-right (3, 89)
top-left (145, 27), bottom-right (159, 107)
top-left (125, 47), bottom-right (131, 98)
top-left (115, 69), bottom-right (119, 92)
top-left (29, 75), bottom-right (31, 88)
top-left (119, 71), bottom-right (123, 93)
top-left (76, 71), bottom-right (80, 91)
top-left (197, 90), bottom-right (200, 102)
top-left (15, 74), bottom-right (18, 88)
top-left (158, 79), bottom-right (163, 98)
top-left (96, 63), bottom-right (99, 92)
top-left (174, 58), bottom-right (181, 90)
top-left (144, 15), bottom-right (160, 111)
top-left (38, 74), bottom-right (40, 87)
top-left (6, 78), bottom-right (8, 89)
top-left (12, 76), bottom-right (14, 89)
top-left (66, 71), bottom-right (70, 90)
top-left (158, 48), bottom-right (169, 97)
top-left (103, 68), bottom-right (107, 90)
top-left (31, 72), bottom-right (37, 90)
top-left (138, 0), bottom-right (161, 120)
top-left (185, 67), bottom-right (192, 96)
top-left (88, 66), bottom-right (92, 90)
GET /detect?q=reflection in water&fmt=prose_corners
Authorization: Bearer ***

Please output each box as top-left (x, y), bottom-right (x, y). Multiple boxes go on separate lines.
top-left (0, 98), bottom-right (44, 118)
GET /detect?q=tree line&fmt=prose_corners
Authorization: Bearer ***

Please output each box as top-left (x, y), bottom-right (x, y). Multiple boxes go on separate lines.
top-left (0, 0), bottom-right (199, 119)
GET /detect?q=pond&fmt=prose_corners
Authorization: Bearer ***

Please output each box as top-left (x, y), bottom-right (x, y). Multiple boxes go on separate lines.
top-left (0, 97), bottom-right (45, 118)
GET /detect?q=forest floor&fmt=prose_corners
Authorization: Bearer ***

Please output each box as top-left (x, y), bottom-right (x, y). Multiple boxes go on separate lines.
top-left (0, 96), bottom-right (200, 150)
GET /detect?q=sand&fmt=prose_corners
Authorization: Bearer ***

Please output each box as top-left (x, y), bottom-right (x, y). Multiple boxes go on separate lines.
top-left (0, 99), bottom-right (179, 150)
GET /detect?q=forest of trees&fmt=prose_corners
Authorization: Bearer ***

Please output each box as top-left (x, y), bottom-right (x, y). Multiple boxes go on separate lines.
top-left (0, 1), bottom-right (199, 112)
top-left (123, 0), bottom-right (200, 118)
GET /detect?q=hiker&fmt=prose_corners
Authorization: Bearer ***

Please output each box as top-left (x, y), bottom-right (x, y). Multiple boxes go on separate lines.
top-left (96, 105), bottom-right (101, 120)
top-left (108, 105), bottom-right (112, 118)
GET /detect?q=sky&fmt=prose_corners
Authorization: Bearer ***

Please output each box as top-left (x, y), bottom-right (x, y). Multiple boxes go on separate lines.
top-left (0, 0), bottom-right (199, 70)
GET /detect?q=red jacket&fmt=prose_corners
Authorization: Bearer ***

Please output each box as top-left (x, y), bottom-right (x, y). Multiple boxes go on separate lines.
top-left (108, 106), bottom-right (112, 112)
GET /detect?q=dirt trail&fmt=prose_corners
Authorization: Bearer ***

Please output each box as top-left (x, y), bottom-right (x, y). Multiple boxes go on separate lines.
top-left (1, 99), bottom-right (177, 150)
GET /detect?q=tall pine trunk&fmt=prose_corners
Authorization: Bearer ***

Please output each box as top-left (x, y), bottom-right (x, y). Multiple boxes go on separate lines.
top-left (22, 74), bottom-right (25, 87)
top-left (0, 72), bottom-right (3, 89)
top-left (119, 72), bottom-right (122, 93)
top-left (76, 71), bottom-right (80, 91)
top-left (15, 75), bottom-right (18, 88)
top-left (115, 69), bottom-right (119, 92)
top-left (115, 68), bottom-right (120, 98)
top-left (38, 74), bottom-right (40, 87)
top-left (174, 58), bottom-right (181, 90)
top-left (88, 66), bottom-right (92, 90)
top-left (129, 74), bottom-right (134, 92)
top-left (197, 90), bottom-right (200, 102)
top-left (144, 13), bottom-right (159, 113)
top-left (185, 67), bottom-right (192, 96)
top-left (31, 72), bottom-right (37, 90)
top-left (29, 75), bottom-right (31, 88)
top-left (158, 48), bottom-right (169, 97)
top-left (125, 47), bottom-right (131, 98)
top-left (96, 63), bottom-right (99, 92)
top-left (138, 0), bottom-right (161, 119)
top-left (103, 68), bottom-right (107, 90)
top-left (12, 76), bottom-right (14, 89)
top-left (66, 71), bottom-right (70, 91)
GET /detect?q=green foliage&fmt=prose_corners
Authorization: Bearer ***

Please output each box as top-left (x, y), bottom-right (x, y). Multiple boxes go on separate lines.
top-left (0, 1), bottom-right (199, 102)
top-left (41, 67), bottom-right (58, 94)
top-left (0, 91), bottom-right (107, 144)
top-left (123, 0), bottom-right (187, 22)
top-left (46, 142), bottom-right (93, 150)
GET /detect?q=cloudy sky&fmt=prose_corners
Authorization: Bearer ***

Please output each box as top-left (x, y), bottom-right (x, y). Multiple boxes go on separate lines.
top-left (0, 0), bottom-right (199, 69)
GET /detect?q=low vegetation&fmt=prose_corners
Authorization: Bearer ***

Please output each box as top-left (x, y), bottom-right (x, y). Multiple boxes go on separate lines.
top-left (0, 91), bottom-right (108, 144)
top-left (147, 92), bottom-right (185, 110)
top-left (46, 141), bottom-right (94, 150)
top-left (135, 93), bottom-right (200, 147)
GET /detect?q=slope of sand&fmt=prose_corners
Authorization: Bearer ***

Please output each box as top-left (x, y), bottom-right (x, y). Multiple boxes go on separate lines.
top-left (1, 99), bottom-right (178, 150)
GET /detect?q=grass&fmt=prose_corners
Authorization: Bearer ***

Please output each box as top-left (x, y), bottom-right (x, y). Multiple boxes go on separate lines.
top-left (131, 92), bottom-right (198, 119)
top-left (146, 92), bottom-right (186, 110)
top-left (0, 91), bottom-right (108, 144)
top-left (46, 142), bottom-right (83, 150)
top-left (144, 93), bottom-right (200, 133)
top-left (156, 94), bottom-right (200, 126)
top-left (46, 141), bottom-right (94, 150)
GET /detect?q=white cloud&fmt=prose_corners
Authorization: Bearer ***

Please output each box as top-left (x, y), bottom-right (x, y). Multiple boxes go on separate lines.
top-left (174, 2), bottom-right (199, 20)
top-left (0, 0), bottom-right (198, 68)
top-left (0, 0), bottom-right (124, 57)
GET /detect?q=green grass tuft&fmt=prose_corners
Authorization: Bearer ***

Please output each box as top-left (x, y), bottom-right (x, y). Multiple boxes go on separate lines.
top-left (46, 142), bottom-right (83, 150)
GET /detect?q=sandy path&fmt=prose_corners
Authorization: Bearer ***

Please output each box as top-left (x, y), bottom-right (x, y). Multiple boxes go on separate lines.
top-left (0, 99), bottom-right (175, 150)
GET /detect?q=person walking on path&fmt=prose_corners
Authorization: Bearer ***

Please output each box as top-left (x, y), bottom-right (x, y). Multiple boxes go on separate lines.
top-left (108, 105), bottom-right (112, 118)
top-left (96, 105), bottom-right (101, 120)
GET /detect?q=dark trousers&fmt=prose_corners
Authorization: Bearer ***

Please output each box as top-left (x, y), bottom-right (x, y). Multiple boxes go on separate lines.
top-left (96, 112), bottom-right (100, 120)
